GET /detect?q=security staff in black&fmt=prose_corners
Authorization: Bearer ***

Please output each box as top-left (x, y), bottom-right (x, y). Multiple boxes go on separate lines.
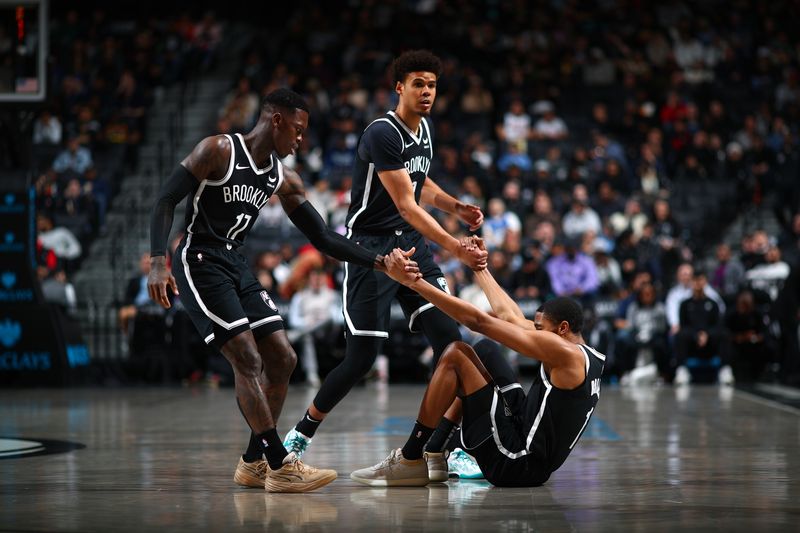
top-left (147, 88), bottom-right (398, 493)
top-left (350, 247), bottom-right (605, 488)
top-left (284, 50), bottom-right (488, 452)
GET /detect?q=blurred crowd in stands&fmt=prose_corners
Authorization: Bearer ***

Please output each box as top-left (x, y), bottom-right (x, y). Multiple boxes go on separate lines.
top-left (228, 0), bottom-right (800, 386)
top-left (25, 7), bottom-right (221, 319)
top-left (26, 1), bottom-right (800, 385)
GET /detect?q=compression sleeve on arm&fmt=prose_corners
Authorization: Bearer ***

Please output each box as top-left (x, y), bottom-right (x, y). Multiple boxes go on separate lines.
top-left (288, 201), bottom-right (380, 269)
top-left (150, 165), bottom-right (196, 256)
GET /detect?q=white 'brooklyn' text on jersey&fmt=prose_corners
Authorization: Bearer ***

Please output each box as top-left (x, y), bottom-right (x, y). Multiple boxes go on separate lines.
top-left (182, 133), bottom-right (284, 249)
top-left (346, 111), bottom-right (434, 234)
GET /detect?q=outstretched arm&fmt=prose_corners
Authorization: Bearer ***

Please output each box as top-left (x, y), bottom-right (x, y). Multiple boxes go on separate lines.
top-left (383, 249), bottom-right (572, 368)
top-left (379, 169), bottom-right (487, 270)
top-left (277, 167), bottom-right (384, 270)
top-left (462, 236), bottom-right (531, 329)
top-left (420, 177), bottom-right (484, 231)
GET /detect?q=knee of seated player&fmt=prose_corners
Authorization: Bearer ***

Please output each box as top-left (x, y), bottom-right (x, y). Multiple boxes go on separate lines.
top-left (437, 342), bottom-right (473, 369)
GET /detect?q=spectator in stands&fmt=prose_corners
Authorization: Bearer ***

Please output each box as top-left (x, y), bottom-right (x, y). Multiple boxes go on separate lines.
top-left (725, 289), bottom-right (773, 383)
top-left (532, 100), bottom-right (568, 141)
top-left (609, 197), bottom-right (648, 238)
top-left (546, 237), bottom-right (599, 304)
top-left (482, 198), bottom-right (522, 251)
top-left (36, 214), bottom-right (82, 266)
top-left (651, 198), bottom-right (683, 274)
top-left (37, 264), bottom-right (77, 313)
top-left (52, 135), bottom-right (93, 176)
top-left (524, 189), bottom-right (560, 237)
top-left (33, 110), bottom-right (63, 146)
top-left (745, 244), bottom-right (790, 304)
top-left (666, 263), bottom-right (725, 335)
top-left (593, 181), bottom-right (624, 221)
top-left (119, 252), bottom-right (169, 357)
top-left (288, 268), bottom-right (340, 387)
top-left (53, 177), bottom-right (97, 243)
top-left (674, 271), bottom-right (733, 386)
top-left (193, 11), bottom-right (223, 69)
top-left (562, 197), bottom-right (602, 240)
top-left (510, 240), bottom-right (551, 300)
top-left (118, 252), bottom-right (155, 335)
top-left (742, 229), bottom-right (772, 269)
top-left (592, 239), bottom-right (623, 297)
top-left (709, 243), bottom-right (746, 302)
top-left (460, 73), bottom-right (494, 136)
top-left (619, 282), bottom-right (669, 385)
top-left (219, 76), bottom-right (260, 132)
top-left (496, 98), bottom-right (532, 154)
top-left (252, 247), bottom-right (291, 290)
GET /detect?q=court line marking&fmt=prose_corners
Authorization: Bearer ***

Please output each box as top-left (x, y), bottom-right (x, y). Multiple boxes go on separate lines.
top-left (735, 389), bottom-right (800, 415)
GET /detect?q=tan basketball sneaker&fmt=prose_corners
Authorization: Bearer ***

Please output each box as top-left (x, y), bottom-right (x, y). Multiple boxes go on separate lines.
top-left (424, 450), bottom-right (449, 483)
top-left (350, 448), bottom-right (430, 487)
top-left (234, 456), bottom-right (269, 488)
top-left (265, 452), bottom-right (337, 493)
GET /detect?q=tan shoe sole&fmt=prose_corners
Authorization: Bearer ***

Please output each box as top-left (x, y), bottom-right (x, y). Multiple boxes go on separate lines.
top-left (265, 469), bottom-right (337, 493)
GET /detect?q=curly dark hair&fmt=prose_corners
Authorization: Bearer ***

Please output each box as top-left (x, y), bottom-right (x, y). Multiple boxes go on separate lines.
top-left (391, 50), bottom-right (442, 84)
top-left (261, 88), bottom-right (309, 113)
top-left (540, 297), bottom-right (584, 333)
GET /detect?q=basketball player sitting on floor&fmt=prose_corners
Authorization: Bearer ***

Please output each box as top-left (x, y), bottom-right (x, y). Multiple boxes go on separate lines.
top-left (351, 237), bottom-right (605, 487)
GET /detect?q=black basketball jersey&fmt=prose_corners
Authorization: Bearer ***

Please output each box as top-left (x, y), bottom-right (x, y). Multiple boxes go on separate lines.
top-left (346, 111), bottom-right (434, 234)
top-left (519, 344), bottom-right (605, 473)
top-left (182, 133), bottom-right (284, 249)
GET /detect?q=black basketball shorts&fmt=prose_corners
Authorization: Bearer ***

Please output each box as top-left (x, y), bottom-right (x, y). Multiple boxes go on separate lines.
top-left (172, 242), bottom-right (284, 349)
top-left (459, 378), bottom-right (550, 487)
top-left (342, 229), bottom-right (451, 338)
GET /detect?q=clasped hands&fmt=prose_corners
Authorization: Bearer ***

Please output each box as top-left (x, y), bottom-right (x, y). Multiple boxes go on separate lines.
top-left (381, 236), bottom-right (489, 286)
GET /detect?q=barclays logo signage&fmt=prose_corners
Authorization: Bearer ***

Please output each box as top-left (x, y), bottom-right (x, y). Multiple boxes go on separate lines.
top-left (0, 319), bottom-right (21, 348)
top-left (0, 318), bottom-right (51, 371)
top-left (0, 271), bottom-right (33, 303)
top-left (0, 193), bottom-right (23, 214)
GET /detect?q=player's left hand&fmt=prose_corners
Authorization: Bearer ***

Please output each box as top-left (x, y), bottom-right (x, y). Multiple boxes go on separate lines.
top-left (375, 253), bottom-right (419, 274)
top-left (384, 248), bottom-right (422, 285)
top-left (456, 203), bottom-right (484, 231)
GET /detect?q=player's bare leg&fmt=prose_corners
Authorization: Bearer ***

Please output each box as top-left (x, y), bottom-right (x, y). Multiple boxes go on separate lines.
top-left (235, 330), bottom-right (297, 487)
top-left (222, 330), bottom-right (335, 492)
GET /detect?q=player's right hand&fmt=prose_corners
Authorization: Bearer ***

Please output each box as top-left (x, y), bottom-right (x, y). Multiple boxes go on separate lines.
top-left (456, 237), bottom-right (488, 271)
top-left (147, 256), bottom-right (179, 309)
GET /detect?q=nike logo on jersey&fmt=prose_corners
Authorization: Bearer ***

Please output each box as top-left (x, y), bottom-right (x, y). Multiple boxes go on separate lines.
top-left (235, 163), bottom-right (249, 170)
top-left (404, 141), bottom-right (415, 148)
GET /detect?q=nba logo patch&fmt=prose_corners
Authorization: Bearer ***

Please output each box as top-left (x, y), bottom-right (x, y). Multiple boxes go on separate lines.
top-left (260, 290), bottom-right (277, 311)
top-left (437, 276), bottom-right (451, 294)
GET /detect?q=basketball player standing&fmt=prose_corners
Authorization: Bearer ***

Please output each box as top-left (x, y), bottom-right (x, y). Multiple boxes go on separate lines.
top-left (147, 88), bottom-right (411, 492)
top-left (283, 51), bottom-right (487, 478)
